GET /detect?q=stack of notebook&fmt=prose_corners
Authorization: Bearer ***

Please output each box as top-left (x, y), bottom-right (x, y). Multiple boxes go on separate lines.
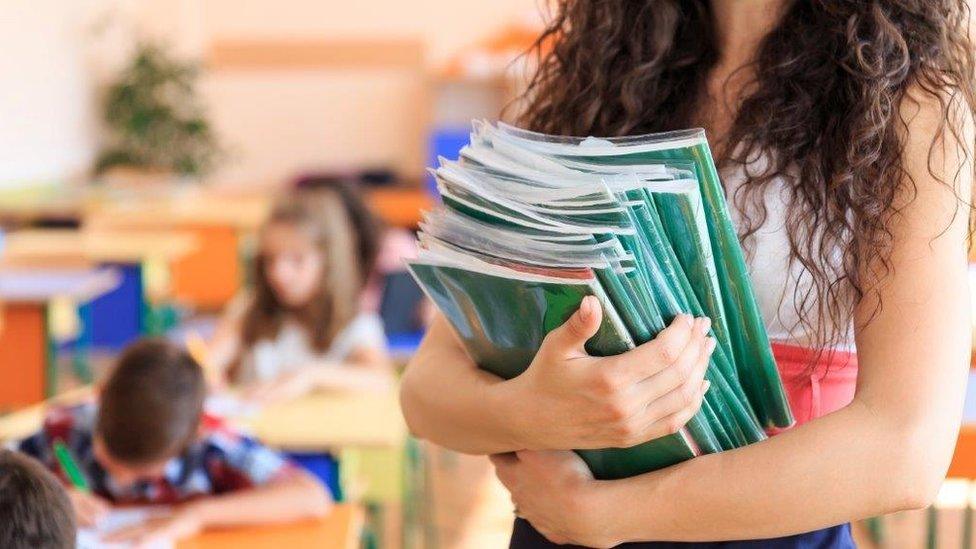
top-left (408, 121), bottom-right (793, 480)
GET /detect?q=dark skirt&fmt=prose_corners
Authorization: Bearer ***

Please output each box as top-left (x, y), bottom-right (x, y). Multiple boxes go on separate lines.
top-left (509, 518), bottom-right (855, 549)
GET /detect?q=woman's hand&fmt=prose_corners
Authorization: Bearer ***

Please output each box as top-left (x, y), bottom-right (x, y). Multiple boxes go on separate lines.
top-left (504, 296), bottom-right (714, 451)
top-left (492, 450), bottom-right (621, 548)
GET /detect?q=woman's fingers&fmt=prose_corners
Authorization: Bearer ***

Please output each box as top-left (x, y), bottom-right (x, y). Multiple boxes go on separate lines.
top-left (541, 295), bottom-right (604, 359)
top-left (633, 321), bottom-right (712, 400)
top-left (639, 380), bottom-right (711, 441)
top-left (608, 314), bottom-right (707, 383)
top-left (602, 333), bottom-right (715, 446)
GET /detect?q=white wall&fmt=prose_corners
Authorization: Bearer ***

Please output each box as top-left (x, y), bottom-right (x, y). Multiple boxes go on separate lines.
top-left (0, 0), bottom-right (540, 188)
top-left (0, 1), bottom-right (99, 187)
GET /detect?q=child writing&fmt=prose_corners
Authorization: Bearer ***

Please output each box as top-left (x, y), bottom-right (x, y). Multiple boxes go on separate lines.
top-left (208, 187), bottom-right (393, 403)
top-left (17, 338), bottom-right (330, 547)
top-left (0, 449), bottom-right (76, 549)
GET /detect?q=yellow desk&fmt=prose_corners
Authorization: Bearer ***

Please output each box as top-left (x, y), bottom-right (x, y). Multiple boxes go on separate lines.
top-left (240, 389), bottom-right (406, 451)
top-left (179, 504), bottom-right (363, 549)
top-left (238, 388), bottom-right (408, 507)
top-left (0, 387), bottom-right (406, 451)
top-left (0, 228), bottom-right (198, 266)
top-left (0, 386), bottom-right (91, 443)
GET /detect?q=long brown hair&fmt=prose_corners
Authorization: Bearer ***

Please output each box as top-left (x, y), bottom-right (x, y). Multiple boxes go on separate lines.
top-left (516, 0), bottom-right (976, 350)
top-left (239, 187), bottom-right (381, 371)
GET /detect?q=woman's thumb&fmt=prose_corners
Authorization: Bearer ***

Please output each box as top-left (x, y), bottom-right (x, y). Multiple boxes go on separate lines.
top-left (544, 295), bottom-right (603, 356)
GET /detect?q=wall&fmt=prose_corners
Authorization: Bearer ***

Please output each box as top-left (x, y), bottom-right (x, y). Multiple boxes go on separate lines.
top-left (198, 0), bottom-right (539, 186)
top-left (0, 0), bottom-right (539, 189)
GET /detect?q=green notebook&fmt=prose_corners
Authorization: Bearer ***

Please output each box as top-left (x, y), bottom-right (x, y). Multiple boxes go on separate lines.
top-left (408, 262), bottom-right (700, 479)
top-left (409, 120), bottom-right (792, 481)
top-left (492, 122), bottom-right (793, 429)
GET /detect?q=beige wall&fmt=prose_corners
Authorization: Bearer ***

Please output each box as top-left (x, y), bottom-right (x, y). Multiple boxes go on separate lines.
top-left (0, 0), bottom-right (539, 188)
top-left (198, 0), bottom-right (539, 186)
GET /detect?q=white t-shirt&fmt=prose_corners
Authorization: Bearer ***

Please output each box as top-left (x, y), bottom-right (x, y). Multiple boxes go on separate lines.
top-left (228, 296), bottom-right (387, 384)
top-left (723, 158), bottom-right (855, 350)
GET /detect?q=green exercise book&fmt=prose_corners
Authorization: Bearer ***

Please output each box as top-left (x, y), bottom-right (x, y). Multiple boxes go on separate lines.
top-left (491, 122), bottom-right (793, 429)
top-left (409, 120), bottom-right (792, 481)
top-left (407, 262), bottom-right (700, 479)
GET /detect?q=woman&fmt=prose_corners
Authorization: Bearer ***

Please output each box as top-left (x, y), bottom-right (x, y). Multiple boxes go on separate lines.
top-left (400, 1), bottom-right (975, 547)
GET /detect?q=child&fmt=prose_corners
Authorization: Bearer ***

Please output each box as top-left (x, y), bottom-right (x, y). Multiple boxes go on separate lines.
top-left (0, 449), bottom-right (76, 549)
top-left (209, 187), bottom-right (393, 402)
top-left (18, 339), bottom-right (331, 546)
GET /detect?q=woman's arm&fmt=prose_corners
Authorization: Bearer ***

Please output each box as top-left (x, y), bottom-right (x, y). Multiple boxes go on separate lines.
top-left (401, 298), bottom-right (716, 455)
top-left (494, 91), bottom-right (974, 546)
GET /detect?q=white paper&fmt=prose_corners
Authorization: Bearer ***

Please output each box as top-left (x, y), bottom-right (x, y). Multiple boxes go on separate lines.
top-left (76, 507), bottom-right (173, 549)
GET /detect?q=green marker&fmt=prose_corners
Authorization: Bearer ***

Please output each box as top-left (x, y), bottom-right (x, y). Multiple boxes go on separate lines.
top-left (53, 440), bottom-right (89, 492)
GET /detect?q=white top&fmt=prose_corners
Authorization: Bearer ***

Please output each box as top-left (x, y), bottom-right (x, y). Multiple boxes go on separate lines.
top-left (723, 161), bottom-right (855, 349)
top-left (229, 296), bottom-right (387, 385)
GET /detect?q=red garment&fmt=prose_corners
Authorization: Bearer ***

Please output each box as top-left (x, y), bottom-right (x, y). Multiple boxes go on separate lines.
top-left (771, 343), bottom-right (858, 429)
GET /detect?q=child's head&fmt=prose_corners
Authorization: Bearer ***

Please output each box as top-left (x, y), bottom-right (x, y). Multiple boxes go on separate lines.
top-left (0, 450), bottom-right (76, 549)
top-left (94, 339), bottom-right (205, 486)
top-left (242, 186), bottom-right (381, 354)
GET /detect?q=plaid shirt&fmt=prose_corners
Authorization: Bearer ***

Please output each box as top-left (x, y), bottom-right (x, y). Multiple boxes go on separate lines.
top-left (18, 403), bottom-right (292, 505)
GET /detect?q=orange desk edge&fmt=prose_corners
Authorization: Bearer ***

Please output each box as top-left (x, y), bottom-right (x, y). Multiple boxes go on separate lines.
top-left (179, 504), bottom-right (363, 549)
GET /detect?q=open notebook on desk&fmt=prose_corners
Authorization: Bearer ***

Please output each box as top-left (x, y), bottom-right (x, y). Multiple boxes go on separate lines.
top-left (76, 507), bottom-right (173, 549)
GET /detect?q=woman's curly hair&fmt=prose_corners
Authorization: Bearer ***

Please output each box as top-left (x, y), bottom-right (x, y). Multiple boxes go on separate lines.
top-left (516, 0), bottom-right (976, 351)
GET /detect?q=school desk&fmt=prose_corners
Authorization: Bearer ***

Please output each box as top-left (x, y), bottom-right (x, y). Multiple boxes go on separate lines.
top-left (0, 183), bottom-right (85, 225)
top-left (86, 191), bottom-right (270, 310)
top-left (1, 229), bottom-right (199, 347)
top-left (240, 389), bottom-right (406, 451)
top-left (179, 504), bottom-right (363, 549)
top-left (0, 386), bottom-right (91, 443)
top-left (0, 268), bottom-right (119, 408)
top-left (239, 388), bottom-right (409, 518)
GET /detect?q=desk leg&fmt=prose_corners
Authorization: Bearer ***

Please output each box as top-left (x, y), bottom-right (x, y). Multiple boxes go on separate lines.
top-left (0, 304), bottom-right (47, 408)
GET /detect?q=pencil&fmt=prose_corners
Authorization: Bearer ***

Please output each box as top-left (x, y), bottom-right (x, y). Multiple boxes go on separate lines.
top-left (53, 440), bottom-right (89, 492)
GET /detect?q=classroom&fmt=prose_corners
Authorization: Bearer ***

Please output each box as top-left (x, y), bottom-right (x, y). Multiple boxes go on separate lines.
top-left (1, 1), bottom-right (976, 548)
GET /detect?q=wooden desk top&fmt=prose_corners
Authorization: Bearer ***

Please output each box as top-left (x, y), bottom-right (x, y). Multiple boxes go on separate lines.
top-left (0, 386), bottom-right (91, 441)
top-left (0, 184), bottom-right (85, 223)
top-left (0, 267), bottom-right (121, 304)
top-left (1, 229), bottom-right (199, 266)
top-left (179, 504), bottom-right (363, 549)
top-left (240, 389), bottom-right (407, 451)
top-left (0, 386), bottom-right (406, 452)
top-left (86, 191), bottom-right (270, 231)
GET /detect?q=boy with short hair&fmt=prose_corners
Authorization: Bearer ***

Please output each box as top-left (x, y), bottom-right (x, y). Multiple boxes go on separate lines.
top-left (0, 449), bottom-right (76, 549)
top-left (19, 338), bottom-right (330, 546)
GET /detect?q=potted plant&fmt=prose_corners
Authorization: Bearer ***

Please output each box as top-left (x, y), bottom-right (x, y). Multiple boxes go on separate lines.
top-left (94, 42), bottom-right (221, 184)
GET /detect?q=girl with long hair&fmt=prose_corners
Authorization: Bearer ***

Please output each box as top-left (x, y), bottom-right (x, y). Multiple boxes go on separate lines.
top-left (209, 187), bottom-right (392, 402)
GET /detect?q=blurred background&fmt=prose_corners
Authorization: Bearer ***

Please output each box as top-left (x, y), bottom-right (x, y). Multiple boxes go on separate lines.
top-left (1, 1), bottom-right (976, 548)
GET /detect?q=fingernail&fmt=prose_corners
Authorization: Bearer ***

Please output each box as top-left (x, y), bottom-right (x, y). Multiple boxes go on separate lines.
top-left (579, 296), bottom-right (595, 322)
top-left (701, 380), bottom-right (711, 394)
top-left (681, 314), bottom-right (694, 328)
top-left (699, 317), bottom-right (712, 335)
top-left (705, 337), bottom-right (716, 353)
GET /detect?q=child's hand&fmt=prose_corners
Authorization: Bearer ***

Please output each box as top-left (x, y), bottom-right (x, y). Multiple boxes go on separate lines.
top-left (68, 488), bottom-right (110, 527)
top-left (105, 506), bottom-right (202, 548)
